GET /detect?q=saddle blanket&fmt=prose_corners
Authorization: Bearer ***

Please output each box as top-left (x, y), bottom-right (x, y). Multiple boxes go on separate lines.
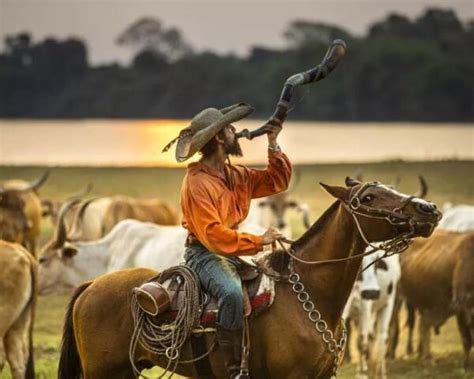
top-left (158, 273), bottom-right (275, 328)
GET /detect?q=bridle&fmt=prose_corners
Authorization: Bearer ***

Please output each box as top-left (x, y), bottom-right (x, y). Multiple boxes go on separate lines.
top-left (343, 181), bottom-right (417, 259)
top-left (278, 182), bottom-right (419, 266)
top-left (274, 182), bottom-right (425, 378)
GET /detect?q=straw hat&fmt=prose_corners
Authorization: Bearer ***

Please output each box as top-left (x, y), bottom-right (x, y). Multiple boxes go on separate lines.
top-left (162, 103), bottom-right (254, 162)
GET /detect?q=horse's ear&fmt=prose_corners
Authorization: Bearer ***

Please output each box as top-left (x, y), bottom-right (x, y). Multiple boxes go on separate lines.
top-left (345, 176), bottom-right (361, 187)
top-left (320, 183), bottom-right (349, 201)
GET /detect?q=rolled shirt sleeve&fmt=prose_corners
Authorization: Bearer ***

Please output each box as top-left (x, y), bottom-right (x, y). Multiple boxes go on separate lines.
top-left (247, 150), bottom-right (293, 198)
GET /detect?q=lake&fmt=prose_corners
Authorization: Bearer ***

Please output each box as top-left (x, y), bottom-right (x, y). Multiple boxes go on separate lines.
top-left (0, 120), bottom-right (472, 166)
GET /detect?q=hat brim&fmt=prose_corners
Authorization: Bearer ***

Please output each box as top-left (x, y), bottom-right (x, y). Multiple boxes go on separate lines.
top-left (175, 103), bottom-right (254, 162)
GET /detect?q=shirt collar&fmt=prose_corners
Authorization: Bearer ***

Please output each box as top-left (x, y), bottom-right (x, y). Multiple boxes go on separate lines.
top-left (188, 161), bottom-right (226, 180)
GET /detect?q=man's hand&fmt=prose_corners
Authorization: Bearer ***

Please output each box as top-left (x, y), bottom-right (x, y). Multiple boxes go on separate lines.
top-left (262, 119), bottom-right (282, 147)
top-left (261, 226), bottom-right (283, 245)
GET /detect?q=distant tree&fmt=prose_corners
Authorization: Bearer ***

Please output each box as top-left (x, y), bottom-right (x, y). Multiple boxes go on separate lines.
top-left (4, 32), bottom-right (32, 67)
top-left (30, 37), bottom-right (87, 79)
top-left (284, 20), bottom-right (353, 47)
top-left (415, 8), bottom-right (463, 40)
top-left (132, 49), bottom-right (168, 73)
top-left (117, 17), bottom-right (193, 62)
top-left (369, 13), bottom-right (417, 38)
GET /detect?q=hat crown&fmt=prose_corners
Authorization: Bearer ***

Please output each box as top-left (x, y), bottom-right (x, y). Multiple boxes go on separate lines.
top-left (190, 108), bottom-right (224, 133)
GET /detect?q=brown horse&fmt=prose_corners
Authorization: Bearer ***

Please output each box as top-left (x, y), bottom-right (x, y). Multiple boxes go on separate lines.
top-left (58, 179), bottom-right (441, 379)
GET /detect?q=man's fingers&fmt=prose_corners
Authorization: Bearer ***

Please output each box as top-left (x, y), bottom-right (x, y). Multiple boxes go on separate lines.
top-left (263, 124), bottom-right (282, 133)
top-left (268, 125), bottom-right (282, 132)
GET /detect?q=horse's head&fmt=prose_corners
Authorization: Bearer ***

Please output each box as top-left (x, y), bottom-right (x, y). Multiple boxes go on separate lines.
top-left (320, 177), bottom-right (442, 242)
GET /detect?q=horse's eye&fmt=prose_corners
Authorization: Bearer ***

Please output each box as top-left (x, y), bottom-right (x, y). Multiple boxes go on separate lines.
top-left (362, 195), bottom-right (374, 203)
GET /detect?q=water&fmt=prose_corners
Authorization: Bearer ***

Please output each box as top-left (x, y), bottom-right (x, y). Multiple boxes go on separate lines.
top-left (0, 120), bottom-right (472, 166)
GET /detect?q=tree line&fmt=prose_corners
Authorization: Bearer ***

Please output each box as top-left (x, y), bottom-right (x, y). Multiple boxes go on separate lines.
top-left (1, 8), bottom-right (473, 121)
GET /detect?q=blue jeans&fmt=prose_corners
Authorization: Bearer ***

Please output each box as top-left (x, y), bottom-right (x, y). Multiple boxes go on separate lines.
top-left (184, 245), bottom-right (243, 330)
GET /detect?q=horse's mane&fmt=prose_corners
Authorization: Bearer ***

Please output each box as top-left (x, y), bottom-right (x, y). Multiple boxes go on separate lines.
top-left (263, 200), bottom-right (340, 274)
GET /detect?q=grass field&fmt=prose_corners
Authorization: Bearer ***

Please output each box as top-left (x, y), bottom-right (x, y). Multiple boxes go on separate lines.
top-left (1, 160), bottom-right (473, 378)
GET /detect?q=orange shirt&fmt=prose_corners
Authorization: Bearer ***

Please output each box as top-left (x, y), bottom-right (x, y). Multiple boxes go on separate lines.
top-left (180, 150), bottom-right (292, 256)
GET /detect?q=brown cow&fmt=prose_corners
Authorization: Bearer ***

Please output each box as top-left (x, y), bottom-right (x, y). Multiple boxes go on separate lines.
top-left (396, 230), bottom-right (474, 368)
top-left (0, 240), bottom-right (37, 379)
top-left (41, 183), bottom-right (93, 226)
top-left (0, 170), bottom-right (49, 256)
top-left (100, 195), bottom-right (179, 236)
top-left (0, 192), bottom-right (29, 244)
top-left (60, 195), bottom-right (179, 242)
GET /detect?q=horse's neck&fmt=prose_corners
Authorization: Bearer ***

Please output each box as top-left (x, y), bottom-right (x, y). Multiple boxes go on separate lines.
top-left (293, 201), bottom-right (367, 324)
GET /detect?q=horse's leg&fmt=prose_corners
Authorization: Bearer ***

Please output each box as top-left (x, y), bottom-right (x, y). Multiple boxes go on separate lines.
top-left (456, 310), bottom-right (472, 369)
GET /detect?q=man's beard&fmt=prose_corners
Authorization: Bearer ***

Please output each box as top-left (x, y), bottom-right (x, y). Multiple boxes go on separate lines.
top-left (224, 137), bottom-right (243, 157)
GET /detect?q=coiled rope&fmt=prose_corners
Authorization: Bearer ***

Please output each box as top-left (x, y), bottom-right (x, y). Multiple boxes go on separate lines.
top-left (129, 265), bottom-right (202, 377)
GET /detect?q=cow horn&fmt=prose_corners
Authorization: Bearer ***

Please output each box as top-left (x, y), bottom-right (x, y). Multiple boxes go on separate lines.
top-left (67, 198), bottom-right (97, 240)
top-left (54, 198), bottom-right (81, 247)
top-left (353, 169), bottom-right (363, 182)
top-left (68, 183), bottom-right (93, 201)
top-left (414, 175), bottom-right (428, 198)
top-left (17, 169), bottom-right (50, 193)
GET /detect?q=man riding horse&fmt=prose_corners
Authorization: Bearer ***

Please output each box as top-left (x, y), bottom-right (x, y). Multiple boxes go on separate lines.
top-left (165, 103), bottom-right (292, 377)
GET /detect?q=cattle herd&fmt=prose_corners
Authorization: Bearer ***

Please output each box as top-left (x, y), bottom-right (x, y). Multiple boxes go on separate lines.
top-left (0, 170), bottom-right (473, 378)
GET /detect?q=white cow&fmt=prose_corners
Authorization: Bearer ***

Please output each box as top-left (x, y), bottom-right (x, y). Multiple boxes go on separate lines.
top-left (38, 219), bottom-right (188, 295)
top-left (240, 193), bottom-right (310, 240)
top-left (343, 248), bottom-right (401, 379)
top-left (439, 203), bottom-right (474, 232)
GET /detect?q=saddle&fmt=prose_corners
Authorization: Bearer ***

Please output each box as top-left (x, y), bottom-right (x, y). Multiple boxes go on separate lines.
top-left (135, 259), bottom-right (275, 329)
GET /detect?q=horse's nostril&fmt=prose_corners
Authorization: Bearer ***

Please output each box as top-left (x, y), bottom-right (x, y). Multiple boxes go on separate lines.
top-left (278, 221), bottom-right (286, 229)
top-left (417, 202), bottom-right (436, 214)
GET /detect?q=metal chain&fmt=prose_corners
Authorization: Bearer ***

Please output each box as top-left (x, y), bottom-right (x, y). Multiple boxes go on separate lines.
top-left (288, 265), bottom-right (347, 378)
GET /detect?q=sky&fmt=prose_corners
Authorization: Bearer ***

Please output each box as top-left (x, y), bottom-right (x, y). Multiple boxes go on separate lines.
top-left (1, 0), bottom-right (473, 65)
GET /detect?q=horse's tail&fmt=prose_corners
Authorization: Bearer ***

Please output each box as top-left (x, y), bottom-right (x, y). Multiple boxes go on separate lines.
top-left (58, 281), bottom-right (92, 379)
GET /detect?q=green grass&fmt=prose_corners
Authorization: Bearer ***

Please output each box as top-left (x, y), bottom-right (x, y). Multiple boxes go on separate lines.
top-left (1, 161), bottom-right (473, 378)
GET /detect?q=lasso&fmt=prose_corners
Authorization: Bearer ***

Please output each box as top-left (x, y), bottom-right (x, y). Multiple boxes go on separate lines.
top-left (129, 265), bottom-right (202, 377)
